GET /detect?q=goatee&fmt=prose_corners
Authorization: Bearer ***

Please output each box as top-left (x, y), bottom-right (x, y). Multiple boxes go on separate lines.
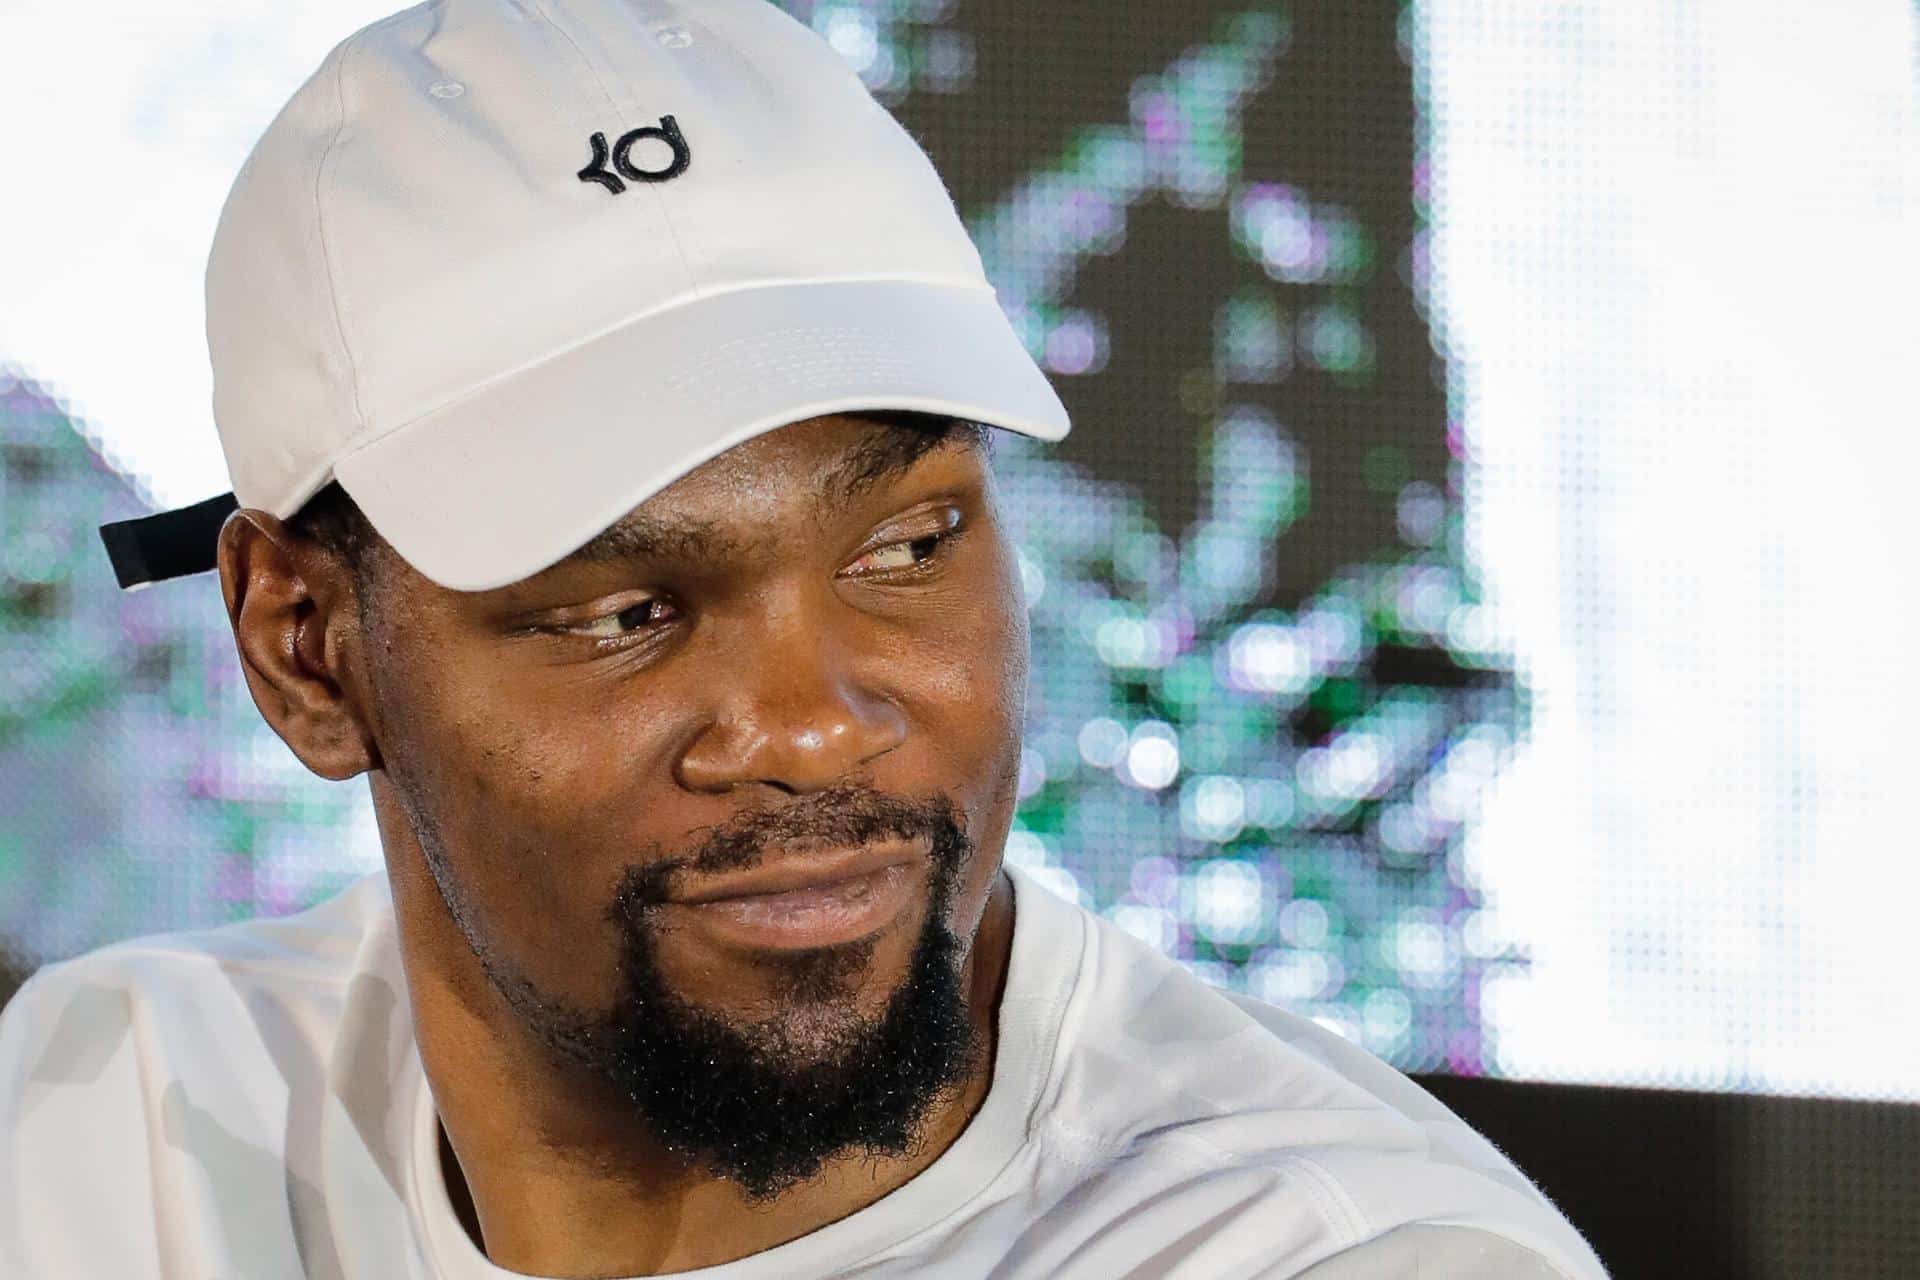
top-left (509, 785), bottom-right (984, 1201)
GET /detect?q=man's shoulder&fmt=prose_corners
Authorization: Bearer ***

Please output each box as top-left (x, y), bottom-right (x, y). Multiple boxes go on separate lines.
top-left (1055, 899), bottom-right (1475, 1152)
top-left (1028, 895), bottom-right (1608, 1277)
top-left (0, 874), bottom-right (415, 1276)
top-left (0, 871), bottom-right (398, 1107)
top-left (8, 871), bottom-right (393, 1007)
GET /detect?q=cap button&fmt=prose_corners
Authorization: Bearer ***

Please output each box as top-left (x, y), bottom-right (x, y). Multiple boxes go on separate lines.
top-left (656, 27), bottom-right (693, 48)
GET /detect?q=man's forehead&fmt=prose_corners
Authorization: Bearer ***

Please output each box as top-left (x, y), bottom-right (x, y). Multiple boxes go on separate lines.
top-left (558, 414), bottom-right (977, 571)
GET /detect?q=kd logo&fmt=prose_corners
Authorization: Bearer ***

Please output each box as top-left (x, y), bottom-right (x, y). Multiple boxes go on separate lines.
top-left (577, 115), bottom-right (691, 194)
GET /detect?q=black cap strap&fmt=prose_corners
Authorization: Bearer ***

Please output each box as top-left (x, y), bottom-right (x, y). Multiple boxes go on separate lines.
top-left (97, 491), bottom-right (239, 590)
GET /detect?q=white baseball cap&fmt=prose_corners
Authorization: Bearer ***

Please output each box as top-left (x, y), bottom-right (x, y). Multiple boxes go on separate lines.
top-left (99, 0), bottom-right (1069, 593)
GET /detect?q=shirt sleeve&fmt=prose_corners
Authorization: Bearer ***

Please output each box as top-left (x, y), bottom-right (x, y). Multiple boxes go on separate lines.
top-left (1284, 1223), bottom-right (1594, 1279)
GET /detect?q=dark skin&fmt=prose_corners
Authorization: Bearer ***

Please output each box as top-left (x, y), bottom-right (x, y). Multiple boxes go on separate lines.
top-left (216, 413), bottom-right (1029, 1276)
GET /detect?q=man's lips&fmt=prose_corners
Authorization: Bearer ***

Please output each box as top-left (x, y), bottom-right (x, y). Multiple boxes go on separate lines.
top-left (663, 840), bottom-right (926, 951)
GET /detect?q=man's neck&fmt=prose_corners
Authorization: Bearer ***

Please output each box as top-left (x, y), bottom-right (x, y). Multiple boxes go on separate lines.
top-left (400, 869), bottom-right (1016, 1277)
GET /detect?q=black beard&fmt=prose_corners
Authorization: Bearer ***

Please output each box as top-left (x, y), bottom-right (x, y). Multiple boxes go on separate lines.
top-left (479, 785), bottom-right (984, 1202)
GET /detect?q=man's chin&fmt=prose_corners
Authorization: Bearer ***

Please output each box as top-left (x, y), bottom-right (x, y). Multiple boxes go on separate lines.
top-left (502, 797), bottom-right (984, 1197)
top-left (667, 945), bottom-right (924, 1065)
top-left (573, 900), bottom-right (979, 1197)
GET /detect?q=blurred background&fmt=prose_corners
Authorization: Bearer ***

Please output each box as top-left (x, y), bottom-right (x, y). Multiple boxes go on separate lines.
top-left (2, 1), bottom-right (1917, 1274)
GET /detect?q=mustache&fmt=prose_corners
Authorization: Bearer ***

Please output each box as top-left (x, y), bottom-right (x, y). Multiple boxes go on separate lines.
top-left (610, 779), bottom-right (969, 914)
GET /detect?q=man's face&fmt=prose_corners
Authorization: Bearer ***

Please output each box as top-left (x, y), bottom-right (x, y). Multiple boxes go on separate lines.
top-left (352, 414), bottom-right (1030, 1196)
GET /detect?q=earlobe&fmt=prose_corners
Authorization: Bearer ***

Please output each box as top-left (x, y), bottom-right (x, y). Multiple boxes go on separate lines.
top-left (217, 509), bottom-right (379, 781)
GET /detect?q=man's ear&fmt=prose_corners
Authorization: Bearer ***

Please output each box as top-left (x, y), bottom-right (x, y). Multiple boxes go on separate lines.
top-left (216, 508), bottom-right (382, 781)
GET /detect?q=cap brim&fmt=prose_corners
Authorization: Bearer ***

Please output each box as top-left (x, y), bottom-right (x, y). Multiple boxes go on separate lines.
top-left (328, 278), bottom-right (1069, 592)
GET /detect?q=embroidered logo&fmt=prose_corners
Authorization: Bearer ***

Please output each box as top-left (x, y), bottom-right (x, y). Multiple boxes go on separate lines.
top-left (578, 115), bottom-right (691, 194)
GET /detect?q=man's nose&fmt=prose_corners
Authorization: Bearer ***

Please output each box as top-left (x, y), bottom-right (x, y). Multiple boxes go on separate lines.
top-left (672, 608), bottom-right (909, 796)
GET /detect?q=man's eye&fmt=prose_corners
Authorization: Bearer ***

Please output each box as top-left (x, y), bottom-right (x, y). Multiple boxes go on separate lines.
top-left (851, 531), bottom-right (951, 574)
top-left (556, 528), bottom-right (957, 645)
top-left (573, 597), bottom-right (674, 639)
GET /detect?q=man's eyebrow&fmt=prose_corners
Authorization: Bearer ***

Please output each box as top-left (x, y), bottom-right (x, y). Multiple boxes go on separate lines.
top-left (558, 419), bottom-right (973, 569)
top-left (562, 512), bottom-right (752, 567)
top-left (815, 417), bottom-right (969, 510)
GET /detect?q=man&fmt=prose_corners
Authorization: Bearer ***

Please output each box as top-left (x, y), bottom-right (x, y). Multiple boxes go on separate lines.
top-left (0, 1), bottom-right (1607, 1275)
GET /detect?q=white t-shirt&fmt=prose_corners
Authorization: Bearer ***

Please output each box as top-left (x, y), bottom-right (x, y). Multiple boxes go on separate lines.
top-left (0, 864), bottom-right (1608, 1278)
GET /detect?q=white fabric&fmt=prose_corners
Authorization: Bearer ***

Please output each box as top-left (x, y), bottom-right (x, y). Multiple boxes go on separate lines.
top-left (206, 0), bottom-right (1070, 590)
top-left (0, 865), bottom-right (1608, 1278)
top-left (331, 277), bottom-right (1068, 591)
